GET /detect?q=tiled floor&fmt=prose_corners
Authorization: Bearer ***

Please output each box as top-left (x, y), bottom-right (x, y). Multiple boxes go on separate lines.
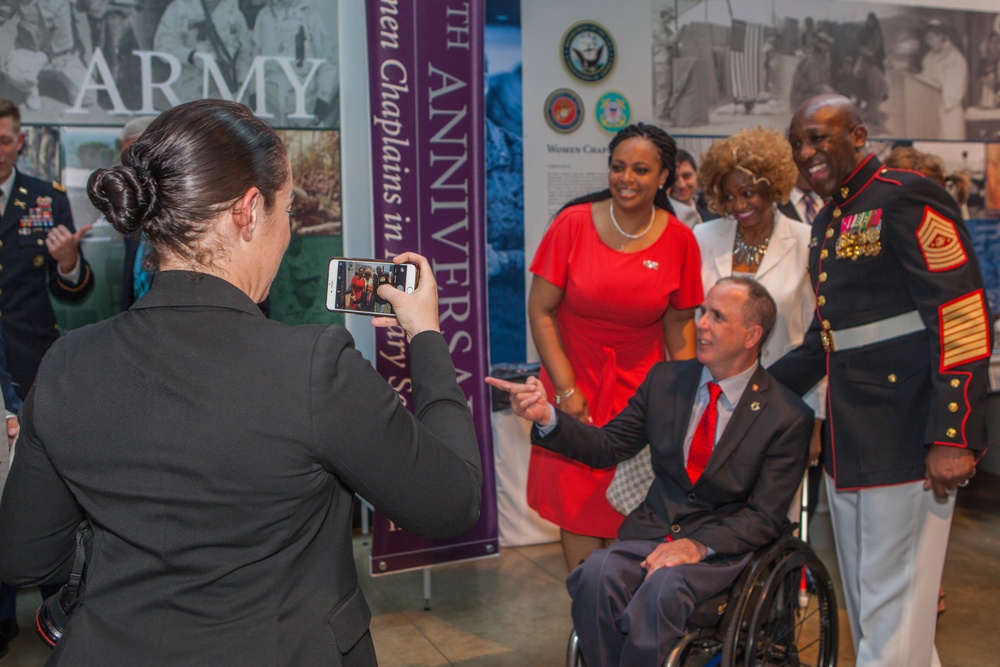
top-left (4, 472), bottom-right (999, 666)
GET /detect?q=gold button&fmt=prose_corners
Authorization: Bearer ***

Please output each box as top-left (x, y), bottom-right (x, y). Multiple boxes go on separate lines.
top-left (948, 402), bottom-right (959, 413)
top-left (946, 428), bottom-right (957, 438)
top-left (825, 228), bottom-right (835, 239)
top-left (817, 295), bottom-right (826, 306)
top-left (888, 374), bottom-right (897, 383)
top-left (671, 524), bottom-right (681, 533)
top-left (819, 272), bottom-right (827, 282)
top-left (37, 239), bottom-right (44, 246)
top-left (840, 187), bottom-right (849, 198)
top-left (820, 249), bottom-right (829, 260)
top-left (950, 379), bottom-right (960, 388)
top-left (822, 320), bottom-right (831, 330)
top-left (833, 207), bottom-right (842, 218)
top-left (0, 240), bottom-right (3, 248)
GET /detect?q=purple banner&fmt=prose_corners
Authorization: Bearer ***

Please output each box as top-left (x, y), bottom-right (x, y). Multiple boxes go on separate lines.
top-left (366, 0), bottom-right (497, 575)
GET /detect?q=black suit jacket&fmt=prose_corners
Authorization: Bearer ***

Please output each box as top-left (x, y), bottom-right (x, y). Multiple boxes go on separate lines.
top-left (534, 360), bottom-right (812, 558)
top-left (0, 170), bottom-right (94, 398)
top-left (777, 200), bottom-right (802, 222)
top-left (0, 271), bottom-right (482, 666)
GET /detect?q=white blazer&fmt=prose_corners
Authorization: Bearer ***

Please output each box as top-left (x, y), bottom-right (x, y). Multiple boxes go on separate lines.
top-left (694, 211), bottom-right (826, 416)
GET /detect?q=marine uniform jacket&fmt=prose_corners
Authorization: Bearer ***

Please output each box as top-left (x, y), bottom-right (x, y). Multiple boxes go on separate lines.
top-left (769, 154), bottom-right (990, 489)
top-left (533, 359), bottom-right (813, 558)
top-left (0, 170), bottom-right (94, 399)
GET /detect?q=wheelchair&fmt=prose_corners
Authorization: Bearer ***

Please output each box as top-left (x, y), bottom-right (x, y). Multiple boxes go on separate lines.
top-left (566, 531), bottom-right (838, 667)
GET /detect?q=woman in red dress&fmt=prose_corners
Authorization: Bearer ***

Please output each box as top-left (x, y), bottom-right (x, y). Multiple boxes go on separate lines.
top-left (349, 268), bottom-right (366, 310)
top-left (528, 123), bottom-right (703, 571)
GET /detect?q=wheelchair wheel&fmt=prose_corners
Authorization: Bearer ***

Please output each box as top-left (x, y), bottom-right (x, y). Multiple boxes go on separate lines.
top-left (722, 537), bottom-right (837, 667)
top-left (567, 628), bottom-right (585, 667)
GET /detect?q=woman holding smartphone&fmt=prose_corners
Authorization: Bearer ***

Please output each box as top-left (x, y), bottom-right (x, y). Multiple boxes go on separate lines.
top-left (528, 123), bottom-right (703, 571)
top-left (0, 100), bottom-right (481, 666)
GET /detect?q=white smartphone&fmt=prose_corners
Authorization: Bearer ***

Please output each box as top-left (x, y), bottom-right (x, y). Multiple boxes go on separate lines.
top-left (325, 257), bottom-right (418, 316)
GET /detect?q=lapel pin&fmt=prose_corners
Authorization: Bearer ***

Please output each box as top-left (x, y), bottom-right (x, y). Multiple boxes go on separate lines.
top-left (750, 401), bottom-right (761, 412)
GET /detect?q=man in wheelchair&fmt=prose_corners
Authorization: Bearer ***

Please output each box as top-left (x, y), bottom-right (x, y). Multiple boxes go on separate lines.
top-left (488, 277), bottom-right (813, 666)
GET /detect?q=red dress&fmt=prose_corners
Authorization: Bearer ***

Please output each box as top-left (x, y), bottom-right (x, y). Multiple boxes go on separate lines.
top-left (528, 203), bottom-right (704, 537)
top-left (349, 275), bottom-right (366, 309)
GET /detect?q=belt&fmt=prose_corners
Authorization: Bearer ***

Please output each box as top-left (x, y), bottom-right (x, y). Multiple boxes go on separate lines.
top-left (820, 310), bottom-right (925, 353)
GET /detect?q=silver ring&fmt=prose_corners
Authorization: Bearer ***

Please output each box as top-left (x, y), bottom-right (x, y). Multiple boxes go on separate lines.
top-left (958, 480), bottom-right (970, 488)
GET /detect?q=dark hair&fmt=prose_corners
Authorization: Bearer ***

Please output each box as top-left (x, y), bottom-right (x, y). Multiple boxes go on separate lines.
top-left (676, 149), bottom-right (697, 171)
top-left (87, 100), bottom-right (289, 271)
top-left (716, 276), bottom-right (777, 350)
top-left (559, 122), bottom-right (677, 214)
top-left (0, 97), bottom-right (21, 132)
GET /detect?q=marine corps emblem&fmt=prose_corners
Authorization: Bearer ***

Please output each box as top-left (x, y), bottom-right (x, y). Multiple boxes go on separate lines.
top-left (544, 89), bottom-right (585, 134)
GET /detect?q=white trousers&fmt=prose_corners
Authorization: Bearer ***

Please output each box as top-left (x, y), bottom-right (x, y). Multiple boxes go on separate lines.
top-left (826, 474), bottom-right (954, 667)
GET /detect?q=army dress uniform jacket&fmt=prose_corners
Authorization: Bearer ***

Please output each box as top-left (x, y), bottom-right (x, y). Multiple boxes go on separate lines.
top-left (769, 154), bottom-right (990, 489)
top-left (0, 170), bottom-right (94, 399)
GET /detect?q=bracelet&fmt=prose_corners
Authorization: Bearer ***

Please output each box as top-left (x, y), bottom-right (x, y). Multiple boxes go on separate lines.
top-left (554, 385), bottom-right (577, 406)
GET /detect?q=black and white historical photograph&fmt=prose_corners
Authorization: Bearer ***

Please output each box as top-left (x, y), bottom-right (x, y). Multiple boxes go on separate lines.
top-left (0, 0), bottom-right (340, 128)
top-left (651, 0), bottom-right (1000, 140)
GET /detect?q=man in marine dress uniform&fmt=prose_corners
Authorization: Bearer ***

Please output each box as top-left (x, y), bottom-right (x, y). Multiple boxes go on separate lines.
top-left (0, 97), bottom-right (93, 651)
top-left (770, 94), bottom-right (989, 667)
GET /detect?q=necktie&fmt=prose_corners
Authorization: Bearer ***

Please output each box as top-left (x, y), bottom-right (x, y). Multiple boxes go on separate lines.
top-left (687, 381), bottom-right (722, 483)
top-left (802, 193), bottom-right (817, 224)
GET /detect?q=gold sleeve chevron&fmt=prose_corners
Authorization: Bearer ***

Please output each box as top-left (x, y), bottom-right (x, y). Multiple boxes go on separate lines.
top-left (939, 291), bottom-right (990, 370)
top-left (917, 207), bottom-right (967, 272)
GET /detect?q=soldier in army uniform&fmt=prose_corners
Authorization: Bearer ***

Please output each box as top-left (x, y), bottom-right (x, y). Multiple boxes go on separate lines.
top-left (770, 94), bottom-right (989, 667)
top-left (0, 98), bottom-right (94, 400)
top-left (153, 0), bottom-right (251, 102)
top-left (0, 0), bottom-right (92, 110)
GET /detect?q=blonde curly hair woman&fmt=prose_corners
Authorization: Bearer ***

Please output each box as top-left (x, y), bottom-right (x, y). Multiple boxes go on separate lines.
top-left (694, 126), bottom-right (825, 470)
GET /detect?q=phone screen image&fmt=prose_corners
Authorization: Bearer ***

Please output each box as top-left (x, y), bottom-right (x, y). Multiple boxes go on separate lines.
top-left (326, 259), bottom-right (413, 315)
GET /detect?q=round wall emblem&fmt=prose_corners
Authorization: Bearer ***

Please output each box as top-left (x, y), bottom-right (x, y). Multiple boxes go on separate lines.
top-left (544, 88), bottom-right (585, 133)
top-left (595, 91), bottom-right (630, 133)
top-left (561, 21), bottom-right (615, 83)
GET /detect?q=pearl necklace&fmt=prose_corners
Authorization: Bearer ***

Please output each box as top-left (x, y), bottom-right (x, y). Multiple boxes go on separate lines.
top-left (733, 227), bottom-right (769, 267)
top-left (609, 202), bottom-right (656, 241)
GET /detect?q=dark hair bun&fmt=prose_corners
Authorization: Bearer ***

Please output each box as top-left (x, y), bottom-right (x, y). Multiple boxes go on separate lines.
top-left (87, 165), bottom-right (156, 235)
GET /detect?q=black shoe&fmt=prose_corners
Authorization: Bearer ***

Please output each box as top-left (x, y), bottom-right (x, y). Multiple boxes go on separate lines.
top-left (0, 615), bottom-right (18, 640)
top-left (0, 616), bottom-right (18, 659)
